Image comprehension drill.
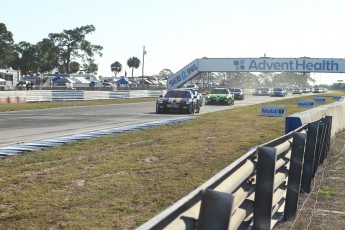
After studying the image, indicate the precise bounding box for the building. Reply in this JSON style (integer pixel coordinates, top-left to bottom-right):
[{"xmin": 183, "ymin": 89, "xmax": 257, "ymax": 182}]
[{"xmin": 0, "ymin": 68, "xmax": 20, "ymax": 90}]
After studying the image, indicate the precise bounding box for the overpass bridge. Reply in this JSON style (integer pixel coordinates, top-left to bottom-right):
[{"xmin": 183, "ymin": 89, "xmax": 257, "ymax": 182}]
[{"xmin": 167, "ymin": 57, "xmax": 345, "ymax": 90}]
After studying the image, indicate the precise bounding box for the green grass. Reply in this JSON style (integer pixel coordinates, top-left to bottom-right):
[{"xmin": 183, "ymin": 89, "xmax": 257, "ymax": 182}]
[
  {"xmin": 0, "ymin": 93, "xmax": 342, "ymax": 229},
  {"xmin": 319, "ymin": 186, "xmax": 336, "ymax": 198}
]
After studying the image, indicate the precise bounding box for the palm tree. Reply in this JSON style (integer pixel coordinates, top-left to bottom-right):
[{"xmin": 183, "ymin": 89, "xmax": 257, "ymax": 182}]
[
  {"xmin": 111, "ymin": 61, "xmax": 122, "ymax": 77},
  {"xmin": 127, "ymin": 57, "xmax": 141, "ymax": 77}
]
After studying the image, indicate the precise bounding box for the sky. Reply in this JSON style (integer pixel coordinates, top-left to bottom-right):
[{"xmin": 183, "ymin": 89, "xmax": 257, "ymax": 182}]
[{"xmin": 2, "ymin": 0, "xmax": 345, "ymax": 85}]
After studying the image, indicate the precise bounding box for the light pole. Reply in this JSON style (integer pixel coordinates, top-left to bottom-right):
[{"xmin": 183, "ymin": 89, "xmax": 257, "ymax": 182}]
[{"xmin": 142, "ymin": 46, "xmax": 146, "ymax": 79}]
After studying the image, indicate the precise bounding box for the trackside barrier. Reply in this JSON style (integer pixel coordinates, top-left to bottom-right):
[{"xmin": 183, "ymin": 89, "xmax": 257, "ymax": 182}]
[
  {"xmin": 137, "ymin": 116, "xmax": 332, "ymax": 230},
  {"xmin": 2, "ymin": 90, "xmax": 164, "ymax": 102},
  {"xmin": 0, "ymin": 91, "xmax": 7, "ymax": 103},
  {"xmin": 84, "ymin": 91, "xmax": 111, "ymax": 100},
  {"xmin": 285, "ymin": 99, "xmax": 345, "ymax": 137},
  {"xmin": 16, "ymin": 91, "xmax": 26, "ymax": 103},
  {"xmin": 26, "ymin": 90, "xmax": 52, "ymax": 102},
  {"xmin": 52, "ymin": 90, "xmax": 84, "ymax": 101},
  {"xmin": 0, "ymin": 91, "xmax": 27, "ymax": 103}
]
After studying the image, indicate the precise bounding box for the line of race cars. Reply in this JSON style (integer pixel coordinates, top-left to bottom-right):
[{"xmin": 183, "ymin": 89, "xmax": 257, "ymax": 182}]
[{"xmin": 155, "ymin": 87, "xmax": 245, "ymax": 114}]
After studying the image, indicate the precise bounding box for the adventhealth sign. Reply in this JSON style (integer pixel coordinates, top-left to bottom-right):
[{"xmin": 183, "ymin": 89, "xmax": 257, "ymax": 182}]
[
  {"xmin": 261, "ymin": 106, "xmax": 286, "ymax": 117},
  {"xmin": 197, "ymin": 58, "xmax": 345, "ymax": 73},
  {"xmin": 237, "ymin": 59, "xmax": 340, "ymax": 72},
  {"xmin": 168, "ymin": 57, "xmax": 345, "ymax": 90}
]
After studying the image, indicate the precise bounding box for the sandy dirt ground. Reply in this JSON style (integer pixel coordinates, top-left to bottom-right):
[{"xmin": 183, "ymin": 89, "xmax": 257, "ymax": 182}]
[{"xmin": 276, "ymin": 130, "xmax": 345, "ymax": 230}]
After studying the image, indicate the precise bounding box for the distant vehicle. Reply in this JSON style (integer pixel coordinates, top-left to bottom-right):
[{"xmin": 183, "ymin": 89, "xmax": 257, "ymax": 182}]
[
  {"xmin": 253, "ymin": 87, "xmax": 272, "ymax": 96},
  {"xmin": 292, "ymin": 88, "xmax": 302, "ymax": 94},
  {"xmin": 271, "ymin": 88, "xmax": 286, "ymax": 97},
  {"xmin": 156, "ymin": 89, "xmax": 197, "ymax": 114},
  {"xmin": 205, "ymin": 88, "xmax": 234, "ymax": 105},
  {"xmin": 209, "ymin": 82, "xmax": 219, "ymax": 88},
  {"xmin": 185, "ymin": 84, "xmax": 198, "ymax": 89},
  {"xmin": 313, "ymin": 87, "xmax": 322, "ymax": 93},
  {"xmin": 229, "ymin": 88, "xmax": 245, "ymax": 100},
  {"xmin": 301, "ymin": 87, "xmax": 310, "ymax": 93}
]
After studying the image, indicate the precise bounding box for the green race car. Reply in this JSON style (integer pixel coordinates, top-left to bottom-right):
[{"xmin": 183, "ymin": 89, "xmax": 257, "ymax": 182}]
[{"xmin": 205, "ymin": 88, "xmax": 234, "ymax": 105}]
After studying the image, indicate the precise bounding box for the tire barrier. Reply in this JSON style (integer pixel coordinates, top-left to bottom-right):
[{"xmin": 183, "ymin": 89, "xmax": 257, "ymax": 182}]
[
  {"xmin": 0, "ymin": 117, "xmax": 194, "ymax": 157},
  {"xmin": 137, "ymin": 116, "xmax": 332, "ymax": 230}
]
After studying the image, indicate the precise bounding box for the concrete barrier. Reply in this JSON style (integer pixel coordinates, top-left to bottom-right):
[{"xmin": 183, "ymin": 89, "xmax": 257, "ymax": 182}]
[
  {"xmin": 16, "ymin": 91, "xmax": 26, "ymax": 103},
  {"xmin": 8, "ymin": 91, "xmax": 17, "ymax": 103},
  {"xmin": 285, "ymin": 100, "xmax": 345, "ymax": 137},
  {"xmin": 0, "ymin": 91, "xmax": 7, "ymax": 103}
]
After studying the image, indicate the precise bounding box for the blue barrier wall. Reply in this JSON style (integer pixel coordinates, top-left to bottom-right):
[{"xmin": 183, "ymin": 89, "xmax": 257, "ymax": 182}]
[{"xmin": 285, "ymin": 100, "xmax": 345, "ymax": 137}]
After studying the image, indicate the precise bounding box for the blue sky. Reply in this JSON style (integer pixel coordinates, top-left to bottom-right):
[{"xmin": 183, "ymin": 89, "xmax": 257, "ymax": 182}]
[{"xmin": 2, "ymin": 0, "xmax": 345, "ymax": 84}]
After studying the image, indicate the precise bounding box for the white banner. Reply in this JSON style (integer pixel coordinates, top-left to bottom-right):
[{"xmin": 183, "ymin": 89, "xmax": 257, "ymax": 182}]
[{"xmin": 198, "ymin": 58, "xmax": 345, "ymax": 73}]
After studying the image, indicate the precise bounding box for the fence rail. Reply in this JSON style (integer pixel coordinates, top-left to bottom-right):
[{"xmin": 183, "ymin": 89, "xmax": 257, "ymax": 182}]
[
  {"xmin": 0, "ymin": 90, "xmax": 165, "ymax": 103},
  {"xmin": 138, "ymin": 116, "xmax": 332, "ymax": 230}
]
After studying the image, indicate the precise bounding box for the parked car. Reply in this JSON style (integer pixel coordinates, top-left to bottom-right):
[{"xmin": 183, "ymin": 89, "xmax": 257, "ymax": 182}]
[
  {"xmin": 271, "ymin": 88, "xmax": 286, "ymax": 97},
  {"xmin": 156, "ymin": 89, "xmax": 197, "ymax": 114},
  {"xmin": 292, "ymin": 88, "xmax": 302, "ymax": 94},
  {"xmin": 205, "ymin": 88, "xmax": 234, "ymax": 105},
  {"xmin": 229, "ymin": 88, "xmax": 245, "ymax": 100},
  {"xmin": 253, "ymin": 87, "xmax": 272, "ymax": 96}
]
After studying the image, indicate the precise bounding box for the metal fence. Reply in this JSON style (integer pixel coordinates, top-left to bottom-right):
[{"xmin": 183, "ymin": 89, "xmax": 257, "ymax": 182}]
[{"xmin": 138, "ymin": 116, "xmax": 332, "ymax": 230}]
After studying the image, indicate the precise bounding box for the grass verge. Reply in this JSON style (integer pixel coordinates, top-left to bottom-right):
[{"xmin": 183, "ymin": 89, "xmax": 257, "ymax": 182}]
[
  {"xmin": 0, "ymin": 97, "xmax": 156, "ymax": 112},
  {"xmin": 0, "ymin": 93, "xmax": 343, "ymax": 229}
]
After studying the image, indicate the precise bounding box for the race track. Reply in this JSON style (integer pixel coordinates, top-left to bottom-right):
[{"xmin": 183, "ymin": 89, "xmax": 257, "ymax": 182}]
[{"xmin": 0, "ymin": 93, "xmax": 313, "ymax": 147}]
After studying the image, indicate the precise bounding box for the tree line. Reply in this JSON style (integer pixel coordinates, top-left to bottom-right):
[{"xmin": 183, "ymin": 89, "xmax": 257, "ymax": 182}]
[
  {"xmin": 0, "ymin": 22, "xmax": 147, "ymax": 77},
  {"xmin": 0, "ymin": 23, "xmax": 104, "ymax": 75},
  {"xmin": 0, "ymin": 22, "xmax": 315, "ymax": 86}
]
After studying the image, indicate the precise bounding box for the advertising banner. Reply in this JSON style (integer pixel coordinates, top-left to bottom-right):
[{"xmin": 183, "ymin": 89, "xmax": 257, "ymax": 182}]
[
  {"xmin": 198, "ymin": 58, "xmax": 345, "ymax": 73},
  {"xmin": 333, "ymin": 96, "xmax": 344, "ymax": 101},
  {"xmin": 314, "ymin": 97, "xmax": 326, "ymax": 103},
  {"xmin": 298, "ymin": 100, "xmax": 315, "ymax": 108},
  {"xmin": 261, "ymin": 105, "xmax": 286, "ymax": 117}
]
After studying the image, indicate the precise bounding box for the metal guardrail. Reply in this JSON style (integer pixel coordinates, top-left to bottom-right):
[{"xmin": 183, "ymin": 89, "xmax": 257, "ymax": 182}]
[{"xmin": 137, "ymin": 116, "xmax": 332, "ymax": 230}]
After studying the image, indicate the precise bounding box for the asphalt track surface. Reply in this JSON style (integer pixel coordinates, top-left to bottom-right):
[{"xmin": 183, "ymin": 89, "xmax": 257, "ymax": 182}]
[{"xmin": 0, "ymin": 93, "xmax": 313, "ymax": 147}]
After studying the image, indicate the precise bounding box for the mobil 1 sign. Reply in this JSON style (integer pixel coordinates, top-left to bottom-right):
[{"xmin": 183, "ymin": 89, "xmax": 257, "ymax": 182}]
[
  {"xmin": 298, "ymin": 100, "xmax": 315, "ymax": 108},
  {"xmin": 261, "ymin": 105, "xmax": 286, "ymax": 117},
  {"xmin": 314, "ymin": 97, "xmax": 326, "ymax": 103},
  {"xmin": 333, "ymin": 96, "xmax": 344, "ymax": 101}
]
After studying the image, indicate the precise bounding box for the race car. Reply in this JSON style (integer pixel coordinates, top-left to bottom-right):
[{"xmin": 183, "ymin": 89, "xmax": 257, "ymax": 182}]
[
  {"xmin": 205, "ymin": 88, "xmax": 234, "ymax": 105},
  {"xmin": 229, "ymin": 88, "xmax": 245, "ymax": 100},
  {"xmin": 156, "ymin": 89, "xmax": 197, "ymax": 114},
  {"xmin": 180, "ymin": 87, "xmax": 203, "ymax": 113}
]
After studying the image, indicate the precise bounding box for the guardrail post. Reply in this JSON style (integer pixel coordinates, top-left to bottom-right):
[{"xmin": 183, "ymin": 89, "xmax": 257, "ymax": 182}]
[
  {"xmin": 300, "ymin": 122, "xmax": 319, "ymax": 193},
  {"xmin": 253, "ymin": 146, "xmax": 277, "ymax": 230},
  {"xmin": 320, "ymin": 116, "xmax": 332, "ymax": 163},
  {"xmin": 284, "ymin": 132, "xmax": 307, "ymax": 220},
  {"xmin": 196, "ymin": 189, "xmax": 233, "ymax": 230},
  {"xmin": 312, "ymin": 122, "xmax": 324, "ymax": 177},
  {"xmin": 325, "ymin": 116, "xmax": 333, "ymax": 157}
]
